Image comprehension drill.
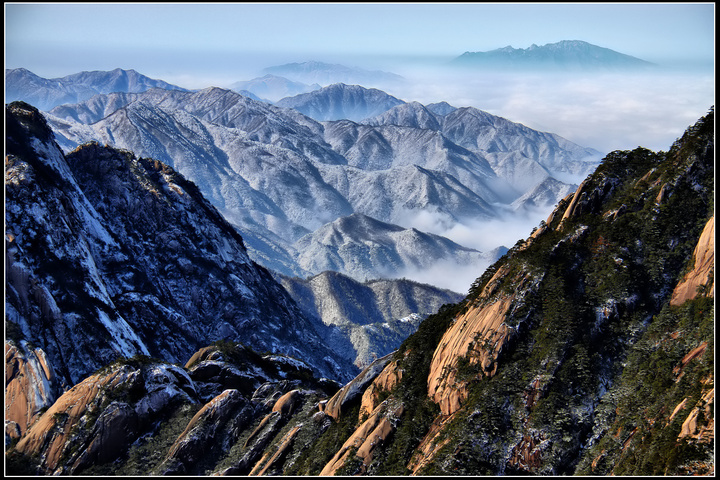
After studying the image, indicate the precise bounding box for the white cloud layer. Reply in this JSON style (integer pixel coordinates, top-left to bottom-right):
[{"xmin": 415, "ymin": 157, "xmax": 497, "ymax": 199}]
[{"xmin": 383, "ymin": 66, "xmax": 714, "ymax": 154}]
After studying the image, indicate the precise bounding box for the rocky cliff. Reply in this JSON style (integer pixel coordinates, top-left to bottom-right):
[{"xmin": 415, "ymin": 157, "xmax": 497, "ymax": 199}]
[{"xmin": 6, "ymin": 343, "xmax": 341, "ymax": 475}]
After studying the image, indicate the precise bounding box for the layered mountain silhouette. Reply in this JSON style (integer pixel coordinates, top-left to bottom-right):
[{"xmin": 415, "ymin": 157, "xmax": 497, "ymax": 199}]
[
  {"xmin": 453, "ymin": 40, "xmax": 656, "ymax": 71},
  {"xmin": 262, "ymin": 60, "xmax": 405, "ymax": 87},
  {"xmin": 229, "ymin": 74, "xmax": 319, "ymax": 102},
  {"xmin": 40, "ymin": 81, "xmax": 601, "ymax": 285}
]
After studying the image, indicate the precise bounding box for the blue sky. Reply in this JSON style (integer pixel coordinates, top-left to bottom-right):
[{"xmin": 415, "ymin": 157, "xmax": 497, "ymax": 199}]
[{"xmin": 5, "ymin": 2, "xmax": 715, "ymax": 81}]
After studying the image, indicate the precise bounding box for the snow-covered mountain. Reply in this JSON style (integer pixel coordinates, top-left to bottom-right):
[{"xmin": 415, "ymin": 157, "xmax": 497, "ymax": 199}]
[
  {"xmin": 363, "ymin": 101, "xmax": 602, "ymax": 192},
  {"xmin": 5, "ymin": 67, "xmax": 188, "ymax": 110},
  {"xmin": 229, "ymin": 74, "xmax": 319, "ymax": 102},
  {"xmin": 39, "ymin": 79, "xmax": 601, "ymax": 285},
  {"xmin": 276, "ymin": 270, "xmax": 463, "ymax": 367},
  {"xmin": 262, "ymin": 60, "xmax": 405, "ymax": 87},
  {"xmin": 5, "ymin": 101, "xmax": 358, "ymax": 385},
  {"xmin": 275, "ymin": 83, "xmax": 406, "ymax": 122},
  {"xmin": 452, "ymin": 40, "xmax": 656, "ymax": 71},
  {"xmin": 293, "ymin": 213, "xmax": 491, "ymax": 281}
]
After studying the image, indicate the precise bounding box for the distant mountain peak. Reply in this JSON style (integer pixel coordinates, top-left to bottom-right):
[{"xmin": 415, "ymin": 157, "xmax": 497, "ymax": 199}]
[
  {"xmin": 275, "ymin": 83, "xmax": 405, "ymax": 122},
  {"xmin": 229, "ymin": 74, "xmax": 319, "ymax": 102},
  {"xmin": 262, "ymin": 60, "xmax": 404, "ymax": 87},
  {"xmin": 453, "ymin": 40, "xmax": 655, "ymax": 71}
]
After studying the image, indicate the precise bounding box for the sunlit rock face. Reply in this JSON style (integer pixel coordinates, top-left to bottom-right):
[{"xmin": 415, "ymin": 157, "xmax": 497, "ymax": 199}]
[
  {"xmin": 5, "ymin": 341, "xmax": 62, "ymax": 443},
  {"xmin": 670, "ymin": 215, "xmax": 714, "ymax": 305}
]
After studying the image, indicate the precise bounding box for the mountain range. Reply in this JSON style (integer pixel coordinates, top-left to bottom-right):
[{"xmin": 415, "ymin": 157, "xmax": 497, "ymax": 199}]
[
  {"xmin": 4, "ymin": 65, "xmax": 606, "ymax": 393},
  {"xmin": 276, "ymin": 270, "xmax": 464, "ymax": 368},
  {"xmin": 6, "ymin": 102, "xmax": 713, "ymax": 475},
  {"xmin": 33, "ymin": 76, "xmax": 602, "ymax": 287},
  {"xmin": 452, "ymin": 40, "xmax": 656, "ymax": 71}
]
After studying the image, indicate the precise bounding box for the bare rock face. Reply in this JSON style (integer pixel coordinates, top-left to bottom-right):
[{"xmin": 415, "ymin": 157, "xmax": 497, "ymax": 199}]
[
  {"xmin": 248, "ymin": 424, "xmax": 303, "ymax": 476},
  {"xmin": 427, "ymin": 264, "xmax": 538, "ymax": 416},
  {"xmin": 428, "ymin": 297, "xmax": 514, "ymax": 415},
  {"xmin": 272, "ymin": 389, "xmax": 301, "ymax": 415},
  {"xmin": 5, "ymin": 341, "xmax": 61, "ymax": 444},
  {"xmin": 359, "ymin": 359, "xmax": 403, "ymax": 420},
  {"xmin": 320, "ymin": 400, "xmax": 405, "ymax": 475},
  {"xmin": 678, "ymin": 385, "xmax": 714, "ymax": 444},
  {"xmin": 322, "ymin": 352, "xmax": 394, "ymax": 420},
  {"xmin": 671, "ymin": 215, "xmax": 714, "ymax": 305}
]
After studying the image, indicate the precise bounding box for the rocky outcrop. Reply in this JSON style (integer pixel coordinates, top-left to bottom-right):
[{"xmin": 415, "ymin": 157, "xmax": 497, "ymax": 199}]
[
  {"xmin": 678, "ymin": 385, "xmax": 714, "ymax": 444},
  {"xmin": 12, "ymin": 361, "xmax": 197, "ymax": 474},
  {"xmin": 6, "ymin": 342, "xmax": 342, "ymax": 476},
  {"xmin": 248, "ymin": 424, "xmax": 302, "ymax": 476},
  {"xmin": 359, "ymin": 359, "xmax": 403, "ymax": 419},
  {"xmin": 427, "ymin": 262, "xmax": 539, "ymax": 416},
  {"xmin": 406, "ymin": 413, "xmax": 456, "ymax": 474},
  {"xmin": 428, "ymin": 297, "xmax": 514, "ymax": 415},
  {"xmin": 508, "ymin": 432, "xmax": 546, "ymax": 472},
  {"xmin": 320, "ymin": 400, "xmax": 405, "ymax": 475},
  {"xmin": 671, "ymin": 215, "xmax": 714, "ymax": 305},
  {"xmin": 322, "ymin": 352, "xmax": 394, "ymax": 421},
  {"xmin": 5, "ymin": 341, "xmax": 61, "ymax": 444},
  {"xmin": 159, "ymin": 389, "xmax": 248, "ymax": 475}
]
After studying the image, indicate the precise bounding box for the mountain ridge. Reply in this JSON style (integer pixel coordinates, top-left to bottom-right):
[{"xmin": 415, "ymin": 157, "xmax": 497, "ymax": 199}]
[
  {"xmin": 453, "ymin": 39, "xmax": 656, "ymax": 70},
  {"xmin": 275, "ymin": 83, "xmax": 406, "ymax": 122},
  {"xmin": 5, "ymin": 101, "xmax": 357, "ymax": 386},
  {"xmin": 5, "ymin": 67, "xmax": 188, "ymax": 110},
  {"xmin": 39, "ymin": 81, "xmax": 601, "ymax": 284}
]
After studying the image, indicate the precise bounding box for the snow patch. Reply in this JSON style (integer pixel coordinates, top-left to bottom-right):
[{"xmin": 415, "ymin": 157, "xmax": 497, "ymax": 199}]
[{"xmin": 96, "ymin": 309, "xmax": 150, "ymax": 358}]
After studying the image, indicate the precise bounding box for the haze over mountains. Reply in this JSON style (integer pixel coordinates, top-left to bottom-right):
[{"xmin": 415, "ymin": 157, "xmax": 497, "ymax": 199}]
[
  {"xmin": 262, "ymin": 61, "xmax": 405, "ymax": 88},
  {"xmin": 34, "ymin": 77, "xmax": 602, "ymax": 290}
]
